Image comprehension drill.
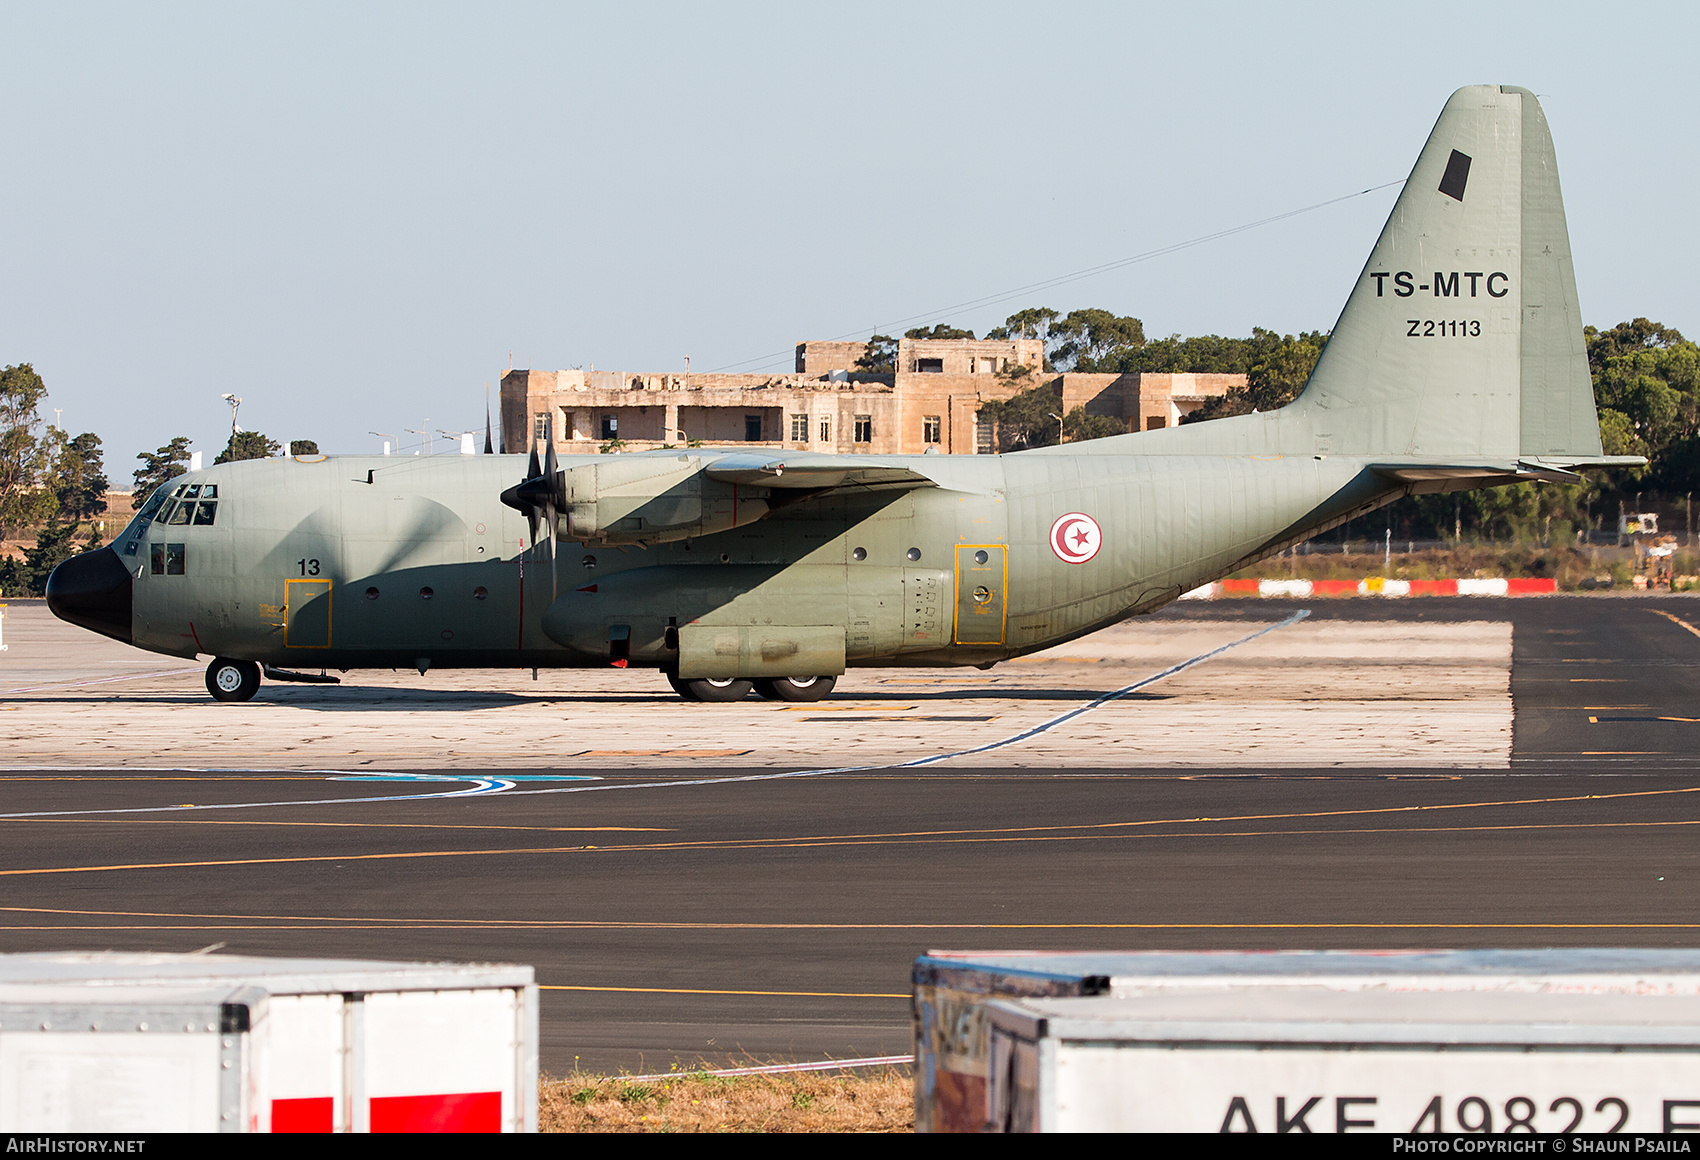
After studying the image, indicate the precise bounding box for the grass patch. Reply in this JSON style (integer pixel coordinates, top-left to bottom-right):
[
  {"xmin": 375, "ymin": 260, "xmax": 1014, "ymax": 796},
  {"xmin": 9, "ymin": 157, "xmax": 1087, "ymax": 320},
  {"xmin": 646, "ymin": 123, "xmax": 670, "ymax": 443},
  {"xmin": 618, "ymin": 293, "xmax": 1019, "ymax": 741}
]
[{"xmin": 539, "ymin": 1063, "xmax": 912, "ymax": 1133}]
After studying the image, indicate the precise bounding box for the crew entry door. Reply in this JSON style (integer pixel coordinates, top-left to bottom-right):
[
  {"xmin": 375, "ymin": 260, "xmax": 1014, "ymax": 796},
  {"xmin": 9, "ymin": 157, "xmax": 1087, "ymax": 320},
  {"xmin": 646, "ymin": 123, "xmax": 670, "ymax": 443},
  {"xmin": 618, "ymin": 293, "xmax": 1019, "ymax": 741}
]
[
  {"xmin": 954, "ymin": 545, "xmax": 1006, "ymax": 645},
  {"xmin": 285, "ymin": 579, "xmax": 333, "ymax": 649}
]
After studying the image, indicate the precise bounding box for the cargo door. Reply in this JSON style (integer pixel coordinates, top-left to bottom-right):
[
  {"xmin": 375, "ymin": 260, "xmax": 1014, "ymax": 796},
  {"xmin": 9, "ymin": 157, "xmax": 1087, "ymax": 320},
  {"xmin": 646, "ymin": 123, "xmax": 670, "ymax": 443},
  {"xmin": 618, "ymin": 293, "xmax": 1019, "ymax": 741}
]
[{"xmin": 954, "ymin": 545, "xmax": 1007, "ymax": 644}]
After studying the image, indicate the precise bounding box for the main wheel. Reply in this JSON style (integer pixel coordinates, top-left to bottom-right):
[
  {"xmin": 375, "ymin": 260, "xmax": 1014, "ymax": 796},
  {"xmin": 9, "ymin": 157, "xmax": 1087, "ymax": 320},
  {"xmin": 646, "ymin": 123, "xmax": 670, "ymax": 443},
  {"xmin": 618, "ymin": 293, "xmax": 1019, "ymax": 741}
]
[
  {"xmin": 682, "ymin": 677, "xmax": 754, "ymax": 703},
  {"xmin": 206, "ymin": 658, "xmax": 261, "ymax": 703},
  {"xmin": 665, "ymin": 672, "xmax": 695, "ymax": 699},
  {"xmin": 758, "ymin": 675, "xmax": 837, "ymax": 703}
]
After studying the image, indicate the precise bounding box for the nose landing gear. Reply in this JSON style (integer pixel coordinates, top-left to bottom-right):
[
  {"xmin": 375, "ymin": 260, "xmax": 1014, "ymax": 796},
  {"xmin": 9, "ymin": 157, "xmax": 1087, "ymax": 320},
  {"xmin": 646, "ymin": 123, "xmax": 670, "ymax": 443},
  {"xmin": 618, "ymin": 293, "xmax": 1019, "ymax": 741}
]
[{"xmin": 206, "ymin": 658, "xmax": 261, "ymax": 702}]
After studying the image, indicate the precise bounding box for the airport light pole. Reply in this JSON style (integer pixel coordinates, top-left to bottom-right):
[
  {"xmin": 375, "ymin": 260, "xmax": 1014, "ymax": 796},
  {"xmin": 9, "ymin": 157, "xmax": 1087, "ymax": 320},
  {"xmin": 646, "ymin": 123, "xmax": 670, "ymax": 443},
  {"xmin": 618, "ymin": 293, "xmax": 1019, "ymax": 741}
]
[
  {"xmin": 220, "ymin": 394, "xmax": 242, "ymax": 438},
  {"xmin": 370, "ymin": 431, "xmax": 396, "ymax": 457}
]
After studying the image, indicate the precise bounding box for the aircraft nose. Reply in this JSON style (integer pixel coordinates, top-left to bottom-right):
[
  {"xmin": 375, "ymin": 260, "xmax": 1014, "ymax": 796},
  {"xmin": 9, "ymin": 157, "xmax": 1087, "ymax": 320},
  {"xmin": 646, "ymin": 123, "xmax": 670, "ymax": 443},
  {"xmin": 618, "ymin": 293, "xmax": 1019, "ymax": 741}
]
[{"xmin": 45, "ymin": 546, "xmax": 134, "ymax": 644}]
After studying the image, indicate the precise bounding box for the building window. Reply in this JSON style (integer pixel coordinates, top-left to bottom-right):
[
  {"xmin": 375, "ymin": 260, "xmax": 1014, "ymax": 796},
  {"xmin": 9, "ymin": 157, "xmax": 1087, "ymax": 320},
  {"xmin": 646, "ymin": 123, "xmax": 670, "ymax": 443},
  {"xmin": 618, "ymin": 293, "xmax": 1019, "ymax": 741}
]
[
  {"xmin": 922, "ymin": 415, "xmax": 942, "ymax": 444},
  {"xmin": 745, "ymin": 414, "xmax": 763, "ymax": 442},
  {"xmin": 1146, "ymin": 415, "xmax": 1167, "ymax": 430},
  {"xmin": 534, "ymin": 413, "xmax": 550, "ymax": 444},
  {"xmin": 790, "ymin": 414, "xmax": 809, "ymax": 442},
  {"xmin": 819, "ymin": 417, "xmax": 831, "ymax": 443},
  {"xmin": 600, "ymin": 415, "xmax": 618, "ymax": 439},
  {"xmin": 854, "ymin": 415, "xmax": 873, "ymax": 443},
  {"xmin": 976, "ymin": 410, "xmax": 994, "ymax": 454},
  {"xmin": 916, "ymin": 358, "xmax": 943, "ymax": 373}
]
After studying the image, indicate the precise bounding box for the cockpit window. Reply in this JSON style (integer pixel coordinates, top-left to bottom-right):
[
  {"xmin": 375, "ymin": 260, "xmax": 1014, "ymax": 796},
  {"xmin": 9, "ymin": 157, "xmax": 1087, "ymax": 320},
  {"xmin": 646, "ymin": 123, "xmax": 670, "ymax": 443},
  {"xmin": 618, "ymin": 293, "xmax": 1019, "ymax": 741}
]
[
  {"xmin": 120, "ymin": 485, "xmax": 173, "ymax": 554},
  {"xmin": 152, "ymin": 482, "xmax": 220, "ymax": 527}
]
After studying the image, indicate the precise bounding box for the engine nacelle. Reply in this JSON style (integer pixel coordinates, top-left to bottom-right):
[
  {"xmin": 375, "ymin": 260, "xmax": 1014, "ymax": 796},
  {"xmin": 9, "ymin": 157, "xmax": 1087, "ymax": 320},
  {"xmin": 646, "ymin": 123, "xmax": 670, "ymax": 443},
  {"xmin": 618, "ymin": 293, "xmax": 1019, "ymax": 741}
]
[{"xmin": 554, "ymin": 455, "xmax": 770, "ymax": 545}]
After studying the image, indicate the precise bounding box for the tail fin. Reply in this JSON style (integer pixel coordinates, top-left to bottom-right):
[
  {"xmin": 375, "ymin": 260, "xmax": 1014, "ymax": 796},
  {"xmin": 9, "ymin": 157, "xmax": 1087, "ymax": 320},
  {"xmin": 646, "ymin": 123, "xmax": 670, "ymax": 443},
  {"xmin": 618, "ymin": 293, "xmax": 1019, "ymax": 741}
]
[{"xmin": 1296, "ymin": 85, "xmax": 1604, "ymax": 463}]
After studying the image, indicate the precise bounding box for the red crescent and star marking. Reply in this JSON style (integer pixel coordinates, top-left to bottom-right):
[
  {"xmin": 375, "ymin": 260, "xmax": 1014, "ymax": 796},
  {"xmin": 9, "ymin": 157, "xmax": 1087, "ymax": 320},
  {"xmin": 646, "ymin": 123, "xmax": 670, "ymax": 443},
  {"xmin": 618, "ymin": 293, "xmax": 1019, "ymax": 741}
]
[{"xmin": 1049, "ymin": 512, "xmax": 1102, "ymax": 564}]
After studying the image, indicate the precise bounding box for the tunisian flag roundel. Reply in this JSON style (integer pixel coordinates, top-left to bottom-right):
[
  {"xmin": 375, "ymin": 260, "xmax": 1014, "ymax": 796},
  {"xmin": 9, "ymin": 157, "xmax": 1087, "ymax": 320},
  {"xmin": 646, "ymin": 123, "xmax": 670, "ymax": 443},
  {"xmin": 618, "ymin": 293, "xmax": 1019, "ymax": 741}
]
[{"xmin": 1049, "ymin": 512, "xmax": 1102, "ymax": 564}]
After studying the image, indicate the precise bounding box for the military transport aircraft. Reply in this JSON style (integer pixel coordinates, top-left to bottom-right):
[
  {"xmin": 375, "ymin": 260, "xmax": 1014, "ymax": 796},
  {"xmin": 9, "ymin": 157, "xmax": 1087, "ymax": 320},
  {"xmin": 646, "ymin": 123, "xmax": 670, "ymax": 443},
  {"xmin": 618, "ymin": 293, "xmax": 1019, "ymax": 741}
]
[{"xmin": 47, "ymin": 86, "xmax": 1639, "ymax": 703}]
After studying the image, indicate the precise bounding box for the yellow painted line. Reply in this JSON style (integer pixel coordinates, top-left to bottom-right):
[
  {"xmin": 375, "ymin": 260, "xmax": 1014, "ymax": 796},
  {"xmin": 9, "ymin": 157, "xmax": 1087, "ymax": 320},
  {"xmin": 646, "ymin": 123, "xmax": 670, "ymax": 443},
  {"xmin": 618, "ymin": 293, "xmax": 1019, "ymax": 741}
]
[
  {"xmin": 1651, "ymin": 609, "xmax": 1700, "ymax": 640},
  {"xmin": 3, "ymin": 788, "xmax": 1696, "ymax": 880},
  {"xmin": 540, "ymin": 985, "xmax": 905, "ymax": 999},
  {"xmin": 1569, "ymin": 678, "xmax": 1628, "ymax": 682}
]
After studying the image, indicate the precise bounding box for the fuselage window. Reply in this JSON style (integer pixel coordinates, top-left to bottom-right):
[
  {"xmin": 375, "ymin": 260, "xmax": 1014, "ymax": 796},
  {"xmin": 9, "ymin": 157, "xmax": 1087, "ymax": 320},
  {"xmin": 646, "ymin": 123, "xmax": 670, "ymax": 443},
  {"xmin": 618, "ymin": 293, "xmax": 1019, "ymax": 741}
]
[
  {"xmin": 166, "ymin": 500, "xmax": 192, "ymax": 525},
  {"xmin": 150, "ymin": 543, "xmax": 186, "ymax": 575},
  {"xmin": 191, "ymin": 501, "xmax": 217, "ymax": 526}
]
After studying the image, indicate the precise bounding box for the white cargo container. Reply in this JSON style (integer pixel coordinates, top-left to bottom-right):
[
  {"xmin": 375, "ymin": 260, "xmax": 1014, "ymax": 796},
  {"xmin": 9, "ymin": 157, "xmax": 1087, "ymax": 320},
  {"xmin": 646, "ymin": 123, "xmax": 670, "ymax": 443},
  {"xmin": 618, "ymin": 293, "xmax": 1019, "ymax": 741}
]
[
  {"xmin": 0, "ymin": 952, "xmax": 537, "ymax": 1132},
  {"xmin": 913, "ymin": 949, "xmax": 1700, "ymax": 1132},
  {"xmin": 985, "ymin": 988, "xmax": 1700, "ymax": 1133}
]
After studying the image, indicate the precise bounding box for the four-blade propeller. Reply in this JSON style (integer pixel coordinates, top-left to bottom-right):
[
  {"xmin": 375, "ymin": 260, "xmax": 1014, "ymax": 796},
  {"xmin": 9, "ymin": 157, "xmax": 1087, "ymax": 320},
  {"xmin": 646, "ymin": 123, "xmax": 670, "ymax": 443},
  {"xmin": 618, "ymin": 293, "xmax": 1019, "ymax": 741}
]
[{"xmin": 499, "ymin": 431, "xmax": 562, "ymax": 597}]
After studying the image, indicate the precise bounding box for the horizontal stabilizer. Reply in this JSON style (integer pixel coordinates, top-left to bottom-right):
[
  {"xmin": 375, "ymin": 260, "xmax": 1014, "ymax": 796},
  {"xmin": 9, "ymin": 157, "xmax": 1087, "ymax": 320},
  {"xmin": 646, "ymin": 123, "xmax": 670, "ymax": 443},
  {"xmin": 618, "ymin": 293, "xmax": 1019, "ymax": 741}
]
[
  {"xmin": 1373, "ymin": 454, "xmax": 1646, "ymax": 489},
  {"xmin": 704, "ymin": 453, "xmax": 936, "ymax": 491}
]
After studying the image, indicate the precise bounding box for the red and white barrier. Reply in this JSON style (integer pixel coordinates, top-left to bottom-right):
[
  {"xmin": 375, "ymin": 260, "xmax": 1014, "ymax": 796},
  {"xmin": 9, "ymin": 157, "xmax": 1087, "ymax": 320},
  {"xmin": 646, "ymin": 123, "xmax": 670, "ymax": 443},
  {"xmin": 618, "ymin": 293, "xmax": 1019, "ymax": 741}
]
[{"xmin": 1178, "ymin": 577, "xmax": 1557, "ymax": 600}]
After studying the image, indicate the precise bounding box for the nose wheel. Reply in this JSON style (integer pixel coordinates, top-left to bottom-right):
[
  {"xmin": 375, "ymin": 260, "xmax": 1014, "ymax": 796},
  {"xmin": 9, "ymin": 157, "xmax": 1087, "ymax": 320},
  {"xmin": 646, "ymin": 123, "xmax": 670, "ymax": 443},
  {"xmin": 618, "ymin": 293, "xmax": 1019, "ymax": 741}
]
[{"xmin": 206, "ymin": 658, "xmax": 261, "ymax": 702}]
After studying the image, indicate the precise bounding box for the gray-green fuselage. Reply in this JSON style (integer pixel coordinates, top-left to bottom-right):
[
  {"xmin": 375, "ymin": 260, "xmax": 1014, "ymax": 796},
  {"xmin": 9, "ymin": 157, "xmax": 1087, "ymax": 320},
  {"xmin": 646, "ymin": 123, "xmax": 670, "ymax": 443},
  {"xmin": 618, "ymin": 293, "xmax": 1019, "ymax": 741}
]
[{"xmin": 116, "ymin": 446, "xmax": 1385, "ymax": 673}]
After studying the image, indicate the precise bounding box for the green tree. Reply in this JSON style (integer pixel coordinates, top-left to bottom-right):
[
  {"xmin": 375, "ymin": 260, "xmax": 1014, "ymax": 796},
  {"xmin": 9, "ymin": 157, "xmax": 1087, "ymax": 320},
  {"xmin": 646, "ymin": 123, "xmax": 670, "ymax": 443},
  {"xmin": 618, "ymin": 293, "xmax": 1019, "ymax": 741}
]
[
  {"xmin": 10, "ymin": 517, "xmax": 83, "ymax": 595},
  {"xmin": 986, "ymin": 307, "xmax": 1060, "ymax": 343},
  {"xmin": 977, "ymin": 370, "xmax": 1128, "ymax": 451},
  {"xmin": 288, "ymin": 439, "xmax": 320, "ymax": 456},
  {"xmin": 133, "ymin": 436, "xmax": 193, "ymax": 497},
  {"xmin": 214, "ymin": 430, "xmax": 280, "ymax": 464},
  {"xmin": 903, "ymin": 323, "xmax": 975, "ymax": 340},
  {"xmin": 1180, "ymin": 330, "xmax": 1328, "ymax": 422},
  {"xmin": 0, "ymin": 363, "xmax": 53, "ymax": 536},
  {"xmin": 1048, "ymin": 309, "xmax": 1145, "ymax": 372},
  {"xmin": 854, "ymin": 335, "xmax": 898, "ymax": 374},
  {"xmin": 43, "ymin": 429, "xmax": 108, "ymax": 524}
]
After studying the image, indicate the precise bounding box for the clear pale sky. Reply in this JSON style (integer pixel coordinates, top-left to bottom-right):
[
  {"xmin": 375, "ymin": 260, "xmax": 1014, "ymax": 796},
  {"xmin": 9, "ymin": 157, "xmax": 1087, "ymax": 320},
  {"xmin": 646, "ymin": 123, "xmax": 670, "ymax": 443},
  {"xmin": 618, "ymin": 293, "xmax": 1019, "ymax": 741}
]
[{"xmin": 1, "ymin": 1, "xmax": 1693, "ymax": 472}]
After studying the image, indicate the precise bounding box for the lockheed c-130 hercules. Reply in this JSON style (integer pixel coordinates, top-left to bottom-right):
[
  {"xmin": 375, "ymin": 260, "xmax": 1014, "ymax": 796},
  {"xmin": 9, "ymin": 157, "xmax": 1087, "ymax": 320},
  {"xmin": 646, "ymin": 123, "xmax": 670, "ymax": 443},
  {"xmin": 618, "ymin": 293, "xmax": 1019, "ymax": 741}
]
[{"xmin": 47, "ymin": 86, "xmax": 1639, "ymax": 703}]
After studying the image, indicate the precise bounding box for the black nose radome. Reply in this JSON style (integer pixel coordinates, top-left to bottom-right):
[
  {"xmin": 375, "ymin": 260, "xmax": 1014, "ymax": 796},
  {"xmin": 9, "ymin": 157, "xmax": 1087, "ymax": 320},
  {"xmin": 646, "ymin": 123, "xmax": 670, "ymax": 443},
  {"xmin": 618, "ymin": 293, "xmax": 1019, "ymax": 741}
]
[{"xmin": 46, "ymin": 547, "xmax": 133, "ymax": 644}]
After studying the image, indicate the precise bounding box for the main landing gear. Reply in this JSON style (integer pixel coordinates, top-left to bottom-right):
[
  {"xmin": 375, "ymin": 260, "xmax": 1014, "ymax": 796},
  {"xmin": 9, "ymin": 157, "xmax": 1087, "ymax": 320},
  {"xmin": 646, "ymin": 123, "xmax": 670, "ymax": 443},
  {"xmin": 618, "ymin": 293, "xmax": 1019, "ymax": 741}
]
[
  {"xmin": 667, "ymin": 674, "xmax": 837, "ymax": 703},
  {"xmin": 206, "ymin": 657, "xmax": 261, "ymax": 702}
]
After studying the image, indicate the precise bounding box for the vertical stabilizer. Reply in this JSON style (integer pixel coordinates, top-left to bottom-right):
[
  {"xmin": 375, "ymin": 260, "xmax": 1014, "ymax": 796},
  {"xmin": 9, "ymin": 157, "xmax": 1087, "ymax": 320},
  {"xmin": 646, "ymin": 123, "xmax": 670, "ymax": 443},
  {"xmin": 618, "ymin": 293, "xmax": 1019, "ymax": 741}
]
[{"xmin": 1293, "ymin": 85, "xmax": 1601, "ymax": 461}]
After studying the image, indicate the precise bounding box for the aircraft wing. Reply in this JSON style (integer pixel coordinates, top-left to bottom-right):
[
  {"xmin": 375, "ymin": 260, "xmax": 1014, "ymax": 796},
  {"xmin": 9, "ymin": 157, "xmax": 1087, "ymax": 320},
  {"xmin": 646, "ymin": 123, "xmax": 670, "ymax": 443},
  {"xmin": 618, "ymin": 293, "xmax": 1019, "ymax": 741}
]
[{"xmin": 702, "ymin": 453, "xmax": 937, "ymax": 491}]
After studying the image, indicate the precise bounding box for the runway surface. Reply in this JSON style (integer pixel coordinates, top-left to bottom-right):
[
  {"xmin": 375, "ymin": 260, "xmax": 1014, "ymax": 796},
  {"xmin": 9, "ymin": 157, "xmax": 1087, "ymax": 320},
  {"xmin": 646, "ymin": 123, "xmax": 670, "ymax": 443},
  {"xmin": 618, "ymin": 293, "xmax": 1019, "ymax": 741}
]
[{"xmin": 2, "ymin": 596, "xmax": 1699, "ymax": 1072}]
